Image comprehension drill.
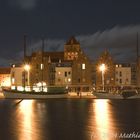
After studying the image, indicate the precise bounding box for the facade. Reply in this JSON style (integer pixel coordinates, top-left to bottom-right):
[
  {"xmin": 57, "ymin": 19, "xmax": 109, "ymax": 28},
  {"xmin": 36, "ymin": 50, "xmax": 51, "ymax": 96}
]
[
  {"xmin": 64, "ymin": 37, "xmax": 92, "ymax": 90},
  {"xmin": 115, "ymin": 64, "xmax": 131, "ymax": 86},
  {"xmin": 0, "ymin": 68, "xmax": 11, "ymax": 87},
  {"xmin": 55, "ymin": 65, "xmax": 72, "ymax": 85},
  {"xmin": 96, "ymin": 50, "xmax": 115, "ymax": 90},
  {"xmin": 10, "ymin": 65, "xmax": 24, "ymax": 89},
  {"xmin": 11, "ymin": 36, "xmax": 92, "ymax": 91}
]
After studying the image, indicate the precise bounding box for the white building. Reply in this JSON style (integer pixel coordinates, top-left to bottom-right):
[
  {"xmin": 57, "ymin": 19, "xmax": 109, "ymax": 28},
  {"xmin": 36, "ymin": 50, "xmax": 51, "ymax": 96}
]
[
  {"xmin": 115, "ymin": 64, "xmax": 131, "ymax": 86},
  {"xmin": 11, "ymin": 65, "xmax": 24, "ymax": 88}
]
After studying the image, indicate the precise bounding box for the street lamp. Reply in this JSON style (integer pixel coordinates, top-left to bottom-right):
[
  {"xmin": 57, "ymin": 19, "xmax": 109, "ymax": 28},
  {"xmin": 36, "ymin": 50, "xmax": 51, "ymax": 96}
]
[
  {"xmin": 24, "ymin": 64, "xmax": 30, "ymax": 86},
  {"xmin": 99, "ymin": 64, "xmax": 106, "ymax": 91}
]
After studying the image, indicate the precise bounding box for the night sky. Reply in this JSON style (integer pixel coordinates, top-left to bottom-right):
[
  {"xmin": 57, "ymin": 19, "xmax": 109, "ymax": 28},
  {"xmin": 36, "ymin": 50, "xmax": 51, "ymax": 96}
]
[{"xmin": 1, "ymin": 0, "xmax": 140, "ymax": 66}]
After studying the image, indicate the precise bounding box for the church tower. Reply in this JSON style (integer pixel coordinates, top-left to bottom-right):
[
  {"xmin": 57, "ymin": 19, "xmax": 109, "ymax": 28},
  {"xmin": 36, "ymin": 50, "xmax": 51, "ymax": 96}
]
[{"xmin": 64, "ymin": 36, "xmax": 81, "ymax": 60}]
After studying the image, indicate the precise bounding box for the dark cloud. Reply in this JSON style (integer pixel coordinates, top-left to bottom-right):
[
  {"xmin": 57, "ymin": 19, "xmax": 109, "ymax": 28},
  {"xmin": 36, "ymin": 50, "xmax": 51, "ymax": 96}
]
[
  {"xmin": 9, "ymin": 0, "xmax": 38, "ymax": 10},
  {"xmin": 77, "ymin": 25, "xmax": 140, "ymax": 63},
  {"xmin": 1, "ymin": 25, "xmax": 140, "ymax": 66}
]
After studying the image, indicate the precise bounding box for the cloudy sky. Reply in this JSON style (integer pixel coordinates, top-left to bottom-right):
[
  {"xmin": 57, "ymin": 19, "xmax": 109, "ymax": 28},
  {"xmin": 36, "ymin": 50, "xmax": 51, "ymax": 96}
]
[{"xmin": 0, "ymin": 0, "xmax": 140, "ymax": 66}]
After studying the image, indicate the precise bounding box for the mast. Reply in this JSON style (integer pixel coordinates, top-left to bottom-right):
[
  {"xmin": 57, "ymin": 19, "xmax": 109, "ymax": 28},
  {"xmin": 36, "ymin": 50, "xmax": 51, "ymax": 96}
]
[
  {"xmin": 23, "ymin": 35, "xmax": 27, "ymax": 91},
  {"xmin": 24, "ymin": 35, "xmax": 27, "ymax": 62},
  {"xmin": 41, "ymin": 38, "xmax": 44, "ymax": 92},
  {"xmin": 137, "ymin": 32, "xmax": 139, "ymax": 63}
]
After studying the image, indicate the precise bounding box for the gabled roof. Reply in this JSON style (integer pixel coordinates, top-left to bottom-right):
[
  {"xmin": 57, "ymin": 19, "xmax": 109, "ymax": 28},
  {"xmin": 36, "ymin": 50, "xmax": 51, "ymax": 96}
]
[
  {"xmin": 0, "ymin": 67, "xmax": 11, "ymax": 74},
  {"xmin": 65, "ymin": 36, "xmax": 79, "ymax": 45}
]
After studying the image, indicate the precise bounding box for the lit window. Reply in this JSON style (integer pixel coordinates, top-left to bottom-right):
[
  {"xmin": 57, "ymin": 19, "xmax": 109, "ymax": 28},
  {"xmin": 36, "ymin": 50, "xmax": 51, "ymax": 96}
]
[
  {"xmin": 41, "ymin": 64, "xmax": 44, "ymax": 70},
  {"xmin": 68, "ymin": 78, "xmax": 71, "ymax": 82},
  {"xmin": 116, "ymin": 65, "xmax": 118, "ymax": 67},
  {"xmin": 58, "ymin": 71, "xmax": 61, "ymax": 75},
  {"xmin": 82, "ymin": 64, "xmax": 85, "ymax": 69}
]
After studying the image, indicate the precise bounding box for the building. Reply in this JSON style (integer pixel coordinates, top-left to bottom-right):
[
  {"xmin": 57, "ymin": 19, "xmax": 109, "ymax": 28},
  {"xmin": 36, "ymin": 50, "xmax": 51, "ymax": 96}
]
[
  {"xmin": 11, "ymin": 36, "xmax": 92, "ymax": 92},
  {"xmin": 64, "ymin": 37, "xmax": 92, "ymax": 91},
  {"xmin": 10, "ymin": 65, "xmax": 25, "ymax": 90},
  {"xmin": 0, "ymin": 67, "xmax": 11, "ymax": 87},
  {"xmin": 115, "ymin": 64, "xmax": 131, "ymax": 86},
  {"xmin": 55, "ymin": 62, "xmax": 72, "ymax": 85}
]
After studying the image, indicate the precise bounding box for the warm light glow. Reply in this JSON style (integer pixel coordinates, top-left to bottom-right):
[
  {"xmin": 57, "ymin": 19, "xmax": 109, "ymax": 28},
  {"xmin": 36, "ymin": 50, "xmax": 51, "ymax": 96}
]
[
  {"xmin": 1, "ymin": 76, "xmax": 11, "ymax": 87},
  {"xmin": 24, "ymin": 64, "xmax": 30, "ymax": 71},
  {"xmin": 99, "ymin": 64, "xmax": 106, "ymax": 72},
  {"xmin": 58, "ymin": 71, "xmax": 61, "ymax": 75},
  {"xmin": 68, "ymin": 78, "xmax": 71, "ymax": 82},
  {"xmin": 94, "ymin": 100, "xmax": 109, "ymax": 139},
  {"xmin": 17, "ymin": 86, "xmax": 24, "ymax": 91},
  {"xmin": 82, "ymin": 63, "xmax": 85, "ymax": 69},
  {"xmin": 18, "ymin": 100, "xmax": 34, "ymax": 140},
  {"xmin": 40, "ymin": 63, "xmax": 44, "ymax": 70},
  {"xmin": 11, "ymin": 86, "xmax": 16, "ymax": 90},
  {"xmin": 33, "ymin": 82, "xmax": 47, "ymax": 92}
]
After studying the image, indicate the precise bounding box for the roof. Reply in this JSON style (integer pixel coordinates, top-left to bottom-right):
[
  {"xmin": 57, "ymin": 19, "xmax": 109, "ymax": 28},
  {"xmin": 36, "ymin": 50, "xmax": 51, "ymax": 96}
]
[
  {"xmin": 31, "ymin": 51, "xmax": 64, "ymax": 63},
  {"xmin": 65, "ymin": 36, "xmax": 79, "ymax": 45},
  {"xmin": 0, "ymin": 67, "xmax": 11, "ymax": 74}
]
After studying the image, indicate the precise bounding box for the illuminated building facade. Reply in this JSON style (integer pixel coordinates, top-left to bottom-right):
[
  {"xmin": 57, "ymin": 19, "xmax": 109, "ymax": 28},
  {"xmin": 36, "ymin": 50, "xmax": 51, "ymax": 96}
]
[
  {"xmin": 20, "ymin": 36, "xmax": 92, "ymax": 91},
  {"xmin": 115, "ymin": 64, "xmax": 131, "ymax": 86},
  {"xmin": 0, "ymin": 67, "xmax": 11, "ymax": 87}
]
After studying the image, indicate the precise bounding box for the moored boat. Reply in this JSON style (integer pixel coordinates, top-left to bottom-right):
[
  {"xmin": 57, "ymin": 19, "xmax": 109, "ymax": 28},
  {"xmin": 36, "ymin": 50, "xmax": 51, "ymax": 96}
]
[
  {"xmin": 121, "ymin": 89, "xmax": 138, "ymax": 99},
  {"xmin": 93, "ymin": 89, "xmax": 140, "ymax": 99},
  {"xmin": 93, "ymin": 91, "xmax": 123, "ymax": 99},
  {"xmin": 2, "ymin": 86, "xmax": 69, "ymax": 99}
]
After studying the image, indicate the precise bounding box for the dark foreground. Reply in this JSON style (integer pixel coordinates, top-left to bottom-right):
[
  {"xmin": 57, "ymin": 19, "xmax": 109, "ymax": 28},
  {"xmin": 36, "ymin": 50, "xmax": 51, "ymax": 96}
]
[{"xmin": 0, "ymin": 99, "xmax": 140, "ymax": 140}]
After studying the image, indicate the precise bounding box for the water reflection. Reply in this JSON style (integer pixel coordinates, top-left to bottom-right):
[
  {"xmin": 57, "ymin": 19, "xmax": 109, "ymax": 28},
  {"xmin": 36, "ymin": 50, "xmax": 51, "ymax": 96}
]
[
  {"xmin": 92, "ymin": 100, "xmax": 118, "ymax": 140},
  {"xmin": 15, "ymin": 100, "xmax": 43, "ymax": 140},
  {"xmin": 18, "ymin": 100, "xmax": 34, "ymax": 140}
]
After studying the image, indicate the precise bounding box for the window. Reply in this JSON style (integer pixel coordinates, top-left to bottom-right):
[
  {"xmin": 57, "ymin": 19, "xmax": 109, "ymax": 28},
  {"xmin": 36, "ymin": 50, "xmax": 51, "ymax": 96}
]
[
  {"xmin": 119, "ymin": 71, "xmax": 122, "ymax": 77},
  {"xmin": 82, "ymin": 64, "xmax": 85, "ymax": 70},
  {"xmin": 65, "ymin": 72, "xmax": 67, "ymax": 77},
  {"xmin": 36, "ymin": 64, "xmax": 39, "ymax": 69},
  {"xmin": 40, "ymin": 64, "xmax": 44, "ymax": 70},
  {"xmin": 120, "ymin": 79, "xmax": 122, "ymax": 84},
  {"xmin": 68, "ymin": 71, "xmax": 71, "ymax": 75}
]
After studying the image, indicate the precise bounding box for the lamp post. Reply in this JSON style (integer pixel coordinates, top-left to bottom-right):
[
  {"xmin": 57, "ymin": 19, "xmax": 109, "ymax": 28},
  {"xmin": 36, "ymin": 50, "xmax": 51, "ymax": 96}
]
[
  {"xmin": 24, "ymin": 64, "xmax": 30, "ymax": 87},
  {"xmin": 99, "ymin": 64, "xmax": 106, "ymax": 91}
]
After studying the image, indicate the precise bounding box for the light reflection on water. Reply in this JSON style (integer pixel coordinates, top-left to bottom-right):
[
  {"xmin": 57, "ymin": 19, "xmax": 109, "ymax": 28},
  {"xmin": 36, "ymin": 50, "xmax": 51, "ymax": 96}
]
[
  {"xmin": 92, "ymin": 100, "xmax": 118, "ymax": 140},
  {"xmin": 0, "ymin": 99, "xmax": 140, "ymax": 140},
  {"xmin": 15, "ymin": 100, "xmax": 46, "ymax": 140},
  {"xmin": 18, "ymin": 100, "xmax": 34, "ymax": 140}
]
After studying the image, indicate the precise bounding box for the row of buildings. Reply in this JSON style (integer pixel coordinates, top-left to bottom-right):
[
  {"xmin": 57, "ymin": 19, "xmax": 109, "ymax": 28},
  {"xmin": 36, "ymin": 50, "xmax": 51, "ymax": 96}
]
[{"xmin": 0, "ymin": 36, "xmax": 140, "ymax": 92}]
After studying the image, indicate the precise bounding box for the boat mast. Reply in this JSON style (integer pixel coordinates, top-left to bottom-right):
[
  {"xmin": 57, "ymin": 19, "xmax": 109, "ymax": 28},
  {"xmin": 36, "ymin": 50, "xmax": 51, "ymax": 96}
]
[
  {"xmin": 24, "ymin": 35, "xmax": 27, "ymax": 62},
  {"xmin": 137, "ymin": 32, "xmax": 139, "ymax": 63},
  {"xmin": 23, "ymin": 35, "xmax": 27, "ymax": 90},
  {"xmin": 41, "ymin": 38, "xmax": 44, "ymax": 92}
]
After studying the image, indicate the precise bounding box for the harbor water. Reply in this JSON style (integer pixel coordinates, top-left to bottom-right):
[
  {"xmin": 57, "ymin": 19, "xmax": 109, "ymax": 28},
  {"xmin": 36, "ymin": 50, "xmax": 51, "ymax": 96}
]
[{"xmin": 0, "ymin": 98, "xmax": 140, "ymax": 140}]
